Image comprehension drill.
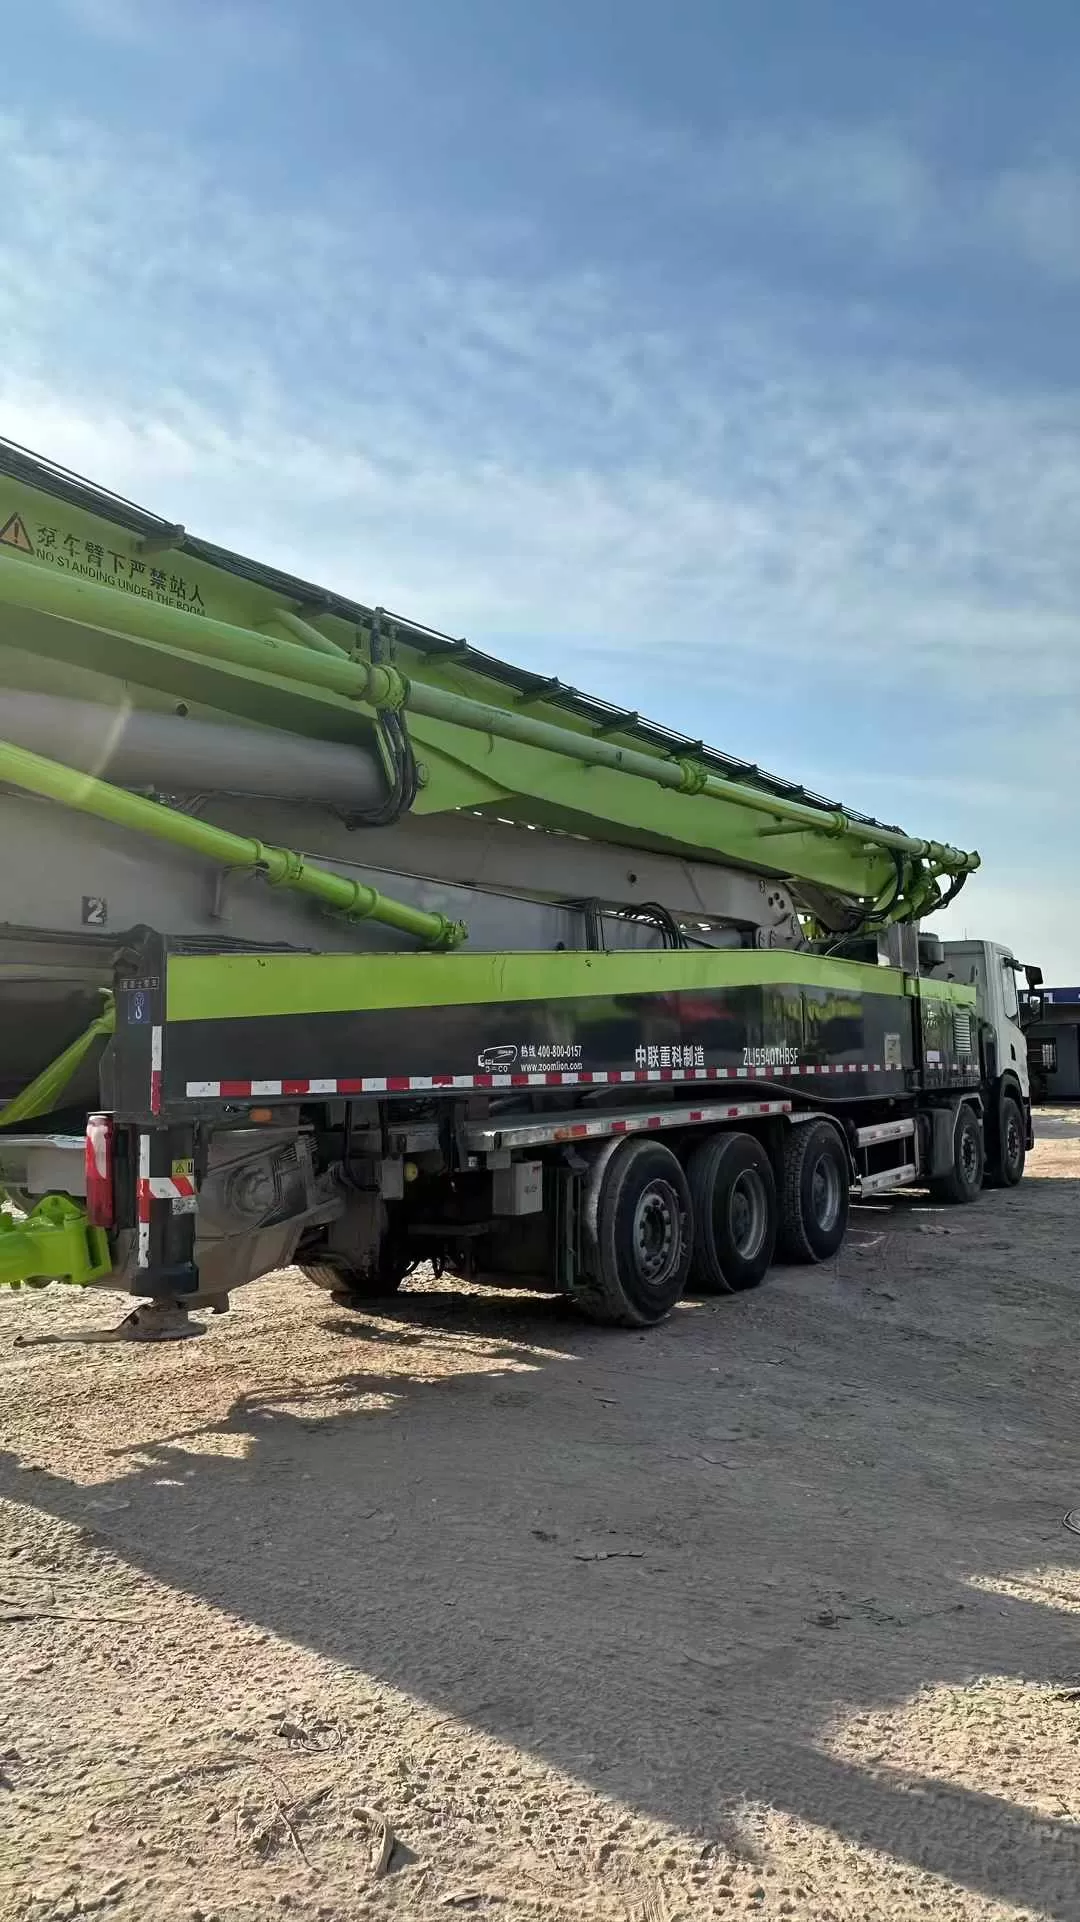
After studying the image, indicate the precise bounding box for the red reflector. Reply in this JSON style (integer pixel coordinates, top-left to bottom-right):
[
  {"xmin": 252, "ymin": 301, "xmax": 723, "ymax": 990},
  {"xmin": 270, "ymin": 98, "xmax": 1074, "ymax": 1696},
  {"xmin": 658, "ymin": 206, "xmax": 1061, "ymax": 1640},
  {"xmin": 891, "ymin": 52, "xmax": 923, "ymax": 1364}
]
[{"xmin": 85, "ymin": 1114, "xmax": 115, "ymax": 1229}]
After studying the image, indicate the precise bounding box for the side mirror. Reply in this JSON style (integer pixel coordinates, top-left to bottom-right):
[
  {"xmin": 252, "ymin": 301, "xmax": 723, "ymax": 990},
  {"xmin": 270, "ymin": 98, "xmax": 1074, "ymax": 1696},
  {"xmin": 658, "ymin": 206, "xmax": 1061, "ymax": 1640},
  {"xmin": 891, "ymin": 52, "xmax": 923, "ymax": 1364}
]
[{"xmin": 1025, "ymin": 964, "xmax": 1044, "ymax": 990}]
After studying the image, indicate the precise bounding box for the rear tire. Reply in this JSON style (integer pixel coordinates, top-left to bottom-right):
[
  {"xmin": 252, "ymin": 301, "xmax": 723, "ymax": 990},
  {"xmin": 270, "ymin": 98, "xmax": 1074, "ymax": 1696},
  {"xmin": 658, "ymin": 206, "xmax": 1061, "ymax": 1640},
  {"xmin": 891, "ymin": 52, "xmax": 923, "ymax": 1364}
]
[
  {"xmin": 930, "ymin": 1103, "xmax": 984, "ymax": 1204},
  {"xmin": 574, "ymin": 1138, "xmax": 692, "ymax": 1328},
  {"xmin": 687, "ymin": 1131, "xmax": 777, "ymax": 1294},
  {"xmin": 778, "ymin": 1121, "xmax": 850, "ymax": 1264}
]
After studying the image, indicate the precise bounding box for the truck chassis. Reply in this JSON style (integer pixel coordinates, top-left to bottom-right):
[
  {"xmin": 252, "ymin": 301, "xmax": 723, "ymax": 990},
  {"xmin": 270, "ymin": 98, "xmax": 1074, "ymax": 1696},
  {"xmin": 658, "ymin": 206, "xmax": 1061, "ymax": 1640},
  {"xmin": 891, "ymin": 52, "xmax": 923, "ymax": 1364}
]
[{"xmin": 0, "ymin": 934, "xmax": 1030, "ymax": 1334}]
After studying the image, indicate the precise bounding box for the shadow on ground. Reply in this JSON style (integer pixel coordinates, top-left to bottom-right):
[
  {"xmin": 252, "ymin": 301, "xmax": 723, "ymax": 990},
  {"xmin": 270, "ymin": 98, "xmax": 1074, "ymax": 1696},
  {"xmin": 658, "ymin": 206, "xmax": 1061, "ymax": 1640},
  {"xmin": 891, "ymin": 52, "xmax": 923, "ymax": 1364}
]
[{"xmin": 3, "ymin": 1174, "xmax": 1080, "ymax": 1914}]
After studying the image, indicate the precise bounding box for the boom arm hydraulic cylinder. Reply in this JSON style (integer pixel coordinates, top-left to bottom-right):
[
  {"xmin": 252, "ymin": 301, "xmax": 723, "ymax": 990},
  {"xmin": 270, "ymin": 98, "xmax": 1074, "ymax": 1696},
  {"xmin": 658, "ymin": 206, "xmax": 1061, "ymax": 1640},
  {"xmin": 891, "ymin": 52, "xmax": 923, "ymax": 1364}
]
[{"xmin": 0, "ymin": 739, "xmax": 466, "ymax": 949}]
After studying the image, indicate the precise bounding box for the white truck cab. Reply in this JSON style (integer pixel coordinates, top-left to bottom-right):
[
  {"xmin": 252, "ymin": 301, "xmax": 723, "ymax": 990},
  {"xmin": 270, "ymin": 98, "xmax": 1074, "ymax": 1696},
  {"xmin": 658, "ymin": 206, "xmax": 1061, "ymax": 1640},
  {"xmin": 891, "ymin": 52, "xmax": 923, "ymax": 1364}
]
[
  {"xmin": 936, "ymin": 939, "xmax": 1033, "ymax": 1103},
  {"xmin": 929, "ymin": 938, "xmax": 1039, "ymax": 1183}
]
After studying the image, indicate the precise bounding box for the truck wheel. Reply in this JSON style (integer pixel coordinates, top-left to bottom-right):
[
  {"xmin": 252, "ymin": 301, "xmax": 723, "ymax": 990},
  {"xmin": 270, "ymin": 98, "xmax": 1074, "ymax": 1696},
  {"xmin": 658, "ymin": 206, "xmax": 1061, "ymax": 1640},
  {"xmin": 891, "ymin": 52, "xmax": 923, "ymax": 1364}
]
[
  {"xmin": 301, "ymin": 1235, "xmax": 411, "ymax": 1307},
  {"xmin": 989, "ymin": 1095, "xmax": 1026, "ymax": 1188},
  {"xmin": 778, "ymin": 1121, "xmax": 850, "ymax": 1264},
  {"xmin": 576, "ymin": 1138, "xmax": 692, "ymax": 1328},
  {"xmin": 687, "ymin": 1131, "xmax": 776, "ymax": 1293},
  {"xmin": 930, "ymin": 1103, "xmax": 984, "ymax": 1204},
  {"xmin": 301, "ymin": 1260, "xmax": 406, "ymax": 1305}
]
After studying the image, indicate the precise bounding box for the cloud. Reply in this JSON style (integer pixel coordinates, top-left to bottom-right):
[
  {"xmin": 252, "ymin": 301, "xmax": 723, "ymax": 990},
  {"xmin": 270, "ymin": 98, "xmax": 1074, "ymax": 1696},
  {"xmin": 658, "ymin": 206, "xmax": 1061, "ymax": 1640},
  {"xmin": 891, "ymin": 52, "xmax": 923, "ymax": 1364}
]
[
  {"xmin": 936, "ymin": 877, "xmax": 1080, "ymax": 986},
  {"xmin": 1, "ymin": 110, "xmax": 1077, "ymax": 687},
  {"xmin": 552, "ymin": 105, "xmax": 938, "ymax": 257},
  {"xmin": 54, "ymin": 0, "xmax": 155, "ymax": 43},
  {"xmin": 989, "ymin": 163, "xmax": 1080, "ymax": 283},
  {"xmin": 0, "ymin": 106, "xmax": 1077, "ymax": 918},
  {"xmin": 54, "ymin": 0, "xmax": 298, "ymax": 60},
  {"xmin": 549, "ymin": 97, "xmax": 1080, "ymax": 286}
]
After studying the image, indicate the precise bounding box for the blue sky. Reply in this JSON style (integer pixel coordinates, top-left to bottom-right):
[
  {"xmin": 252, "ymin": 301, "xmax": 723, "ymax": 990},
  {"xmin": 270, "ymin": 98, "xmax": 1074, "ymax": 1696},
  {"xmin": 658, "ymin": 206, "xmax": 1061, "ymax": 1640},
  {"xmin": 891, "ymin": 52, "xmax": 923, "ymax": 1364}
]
[{"xmin": 2, "ymin": 0, "xmax": 1078, "ymax": 972}]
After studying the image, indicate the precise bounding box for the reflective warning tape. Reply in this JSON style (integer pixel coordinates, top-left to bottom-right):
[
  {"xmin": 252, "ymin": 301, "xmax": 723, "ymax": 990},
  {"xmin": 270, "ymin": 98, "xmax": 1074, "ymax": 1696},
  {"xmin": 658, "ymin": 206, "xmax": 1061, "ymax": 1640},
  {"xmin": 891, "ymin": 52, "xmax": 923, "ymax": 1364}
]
[
  {"xmin": 183, "ymin": 1062, "xmax": 908, "ymax": 1100},
  {"xmin": 136, "ymin": 1132, "xmax": 196, "ymax": 1264},
  {"xmin": 150, "ymin": 1025, "xmax": 163, "ymax": 1115},
  {"xmin": 136, "ymin": 1133, "xmax": 151, "ymax": 1268},
  {"xmin": 548, "ymin": 1099, "xmax": 790, "ymax": 1146}
]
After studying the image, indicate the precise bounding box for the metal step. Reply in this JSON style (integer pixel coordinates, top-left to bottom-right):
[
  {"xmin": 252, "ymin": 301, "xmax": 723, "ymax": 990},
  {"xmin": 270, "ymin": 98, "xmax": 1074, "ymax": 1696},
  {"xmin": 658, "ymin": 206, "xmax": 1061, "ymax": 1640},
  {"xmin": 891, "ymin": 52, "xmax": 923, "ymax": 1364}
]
[
  {"xmin": 854, "ymin": 1117, "xmax": 916, "ymax": 1148},
  {"xmin": 856, "ymin": 1162, "xmax": 918, "ymax": 1197}
]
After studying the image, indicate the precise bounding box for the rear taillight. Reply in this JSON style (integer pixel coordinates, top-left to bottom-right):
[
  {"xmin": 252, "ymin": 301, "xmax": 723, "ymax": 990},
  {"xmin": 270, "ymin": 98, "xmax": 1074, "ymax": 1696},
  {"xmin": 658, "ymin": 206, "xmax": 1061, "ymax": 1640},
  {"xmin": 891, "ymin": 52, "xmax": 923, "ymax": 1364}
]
[{"xmin": 85, "ymin": 1114, "xmax": 115, "ymax": 1228}]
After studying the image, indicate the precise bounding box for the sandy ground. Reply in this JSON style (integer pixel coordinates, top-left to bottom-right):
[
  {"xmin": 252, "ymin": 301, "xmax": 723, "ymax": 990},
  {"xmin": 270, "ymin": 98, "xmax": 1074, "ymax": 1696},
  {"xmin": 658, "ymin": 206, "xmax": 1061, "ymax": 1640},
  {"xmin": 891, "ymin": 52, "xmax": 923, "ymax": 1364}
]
[{"xmin": 1, "ymin": 1121, "xmax": 1079, "ymax": 1922}]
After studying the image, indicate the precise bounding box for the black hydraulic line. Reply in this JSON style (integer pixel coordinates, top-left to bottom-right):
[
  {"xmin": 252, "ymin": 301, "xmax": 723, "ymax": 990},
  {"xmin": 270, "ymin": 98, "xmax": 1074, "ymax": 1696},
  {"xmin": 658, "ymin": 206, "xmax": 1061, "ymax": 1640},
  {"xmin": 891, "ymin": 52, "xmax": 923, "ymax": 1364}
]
[
  {"xmin": 930, "ymin": 869, "xmax": 969, "ymax": 915},
  {"xmin": 822, "ymin": 850, "xmax": 910, "ymax": 956},
  {"xmin": 340, "ymin": 610, "xmax": 419, "ymax": 828},
  {"xmin": 638, "ymin": 901, "xmax": 686, "ymax": 949},
  {"xmin": 610, "ymin": 899, "xmax": 687, "ymax": 950}
]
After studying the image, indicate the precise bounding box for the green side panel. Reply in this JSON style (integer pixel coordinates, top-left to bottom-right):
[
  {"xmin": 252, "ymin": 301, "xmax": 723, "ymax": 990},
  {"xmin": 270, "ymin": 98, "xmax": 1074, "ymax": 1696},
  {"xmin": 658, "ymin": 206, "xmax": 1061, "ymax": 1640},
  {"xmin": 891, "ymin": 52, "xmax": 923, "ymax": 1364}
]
[
  {"xmin": 906, "ymin": 978, "xmax": 977, "ymax": 1008},
  {"xmin": 167, "ymin": 948, "xmax": 908, "ymax": 1023},
  {"xmin": 405, "ymin": 714, "xmax": 900, "ymax": 892}
]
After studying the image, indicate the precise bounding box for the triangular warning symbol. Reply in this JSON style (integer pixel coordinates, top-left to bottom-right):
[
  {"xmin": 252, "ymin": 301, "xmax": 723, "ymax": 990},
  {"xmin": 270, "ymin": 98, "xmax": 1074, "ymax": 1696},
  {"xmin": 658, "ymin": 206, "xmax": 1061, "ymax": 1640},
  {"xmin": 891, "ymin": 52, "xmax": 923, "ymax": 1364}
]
[{"xmin": 0, "ymin": 512, "xmax": 34, "ymax": 554}]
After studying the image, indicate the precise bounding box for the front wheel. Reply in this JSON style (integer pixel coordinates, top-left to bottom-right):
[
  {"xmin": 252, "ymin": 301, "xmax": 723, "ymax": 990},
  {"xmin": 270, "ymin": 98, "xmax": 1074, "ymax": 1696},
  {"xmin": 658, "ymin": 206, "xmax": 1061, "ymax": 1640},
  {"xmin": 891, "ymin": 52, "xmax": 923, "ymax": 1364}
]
[
  {"xmin": 930, "ymin": 1103, "xmax": 984, "ymax": 1204},
  {"xmin": 989, "ymin": 1094, "xmax": 1026, "ymax": 1188},
  {"xmin": 778, "ymin": 1121, "xmax": 850, "ymax": 1264},
  {"xmin": 574, "ymin": 1138, "xmax": 693, "ymax": 1327}
]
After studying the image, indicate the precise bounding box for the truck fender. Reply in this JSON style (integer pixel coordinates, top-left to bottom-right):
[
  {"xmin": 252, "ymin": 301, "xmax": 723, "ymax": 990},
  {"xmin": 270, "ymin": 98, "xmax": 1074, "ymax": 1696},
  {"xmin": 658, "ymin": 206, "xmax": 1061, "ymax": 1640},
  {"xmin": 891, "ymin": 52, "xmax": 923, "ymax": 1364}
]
[
  {"xmin": 993, "ymin": 1071, "xmax": 1032, "ymax": 1156},
  {"xmin": 927, "ymin": 1100, "xmax": 982, "ymax": 1180},
  {"xmin": 768, "ymin": 1110, "xmax": 855, "ymax": 1188}
]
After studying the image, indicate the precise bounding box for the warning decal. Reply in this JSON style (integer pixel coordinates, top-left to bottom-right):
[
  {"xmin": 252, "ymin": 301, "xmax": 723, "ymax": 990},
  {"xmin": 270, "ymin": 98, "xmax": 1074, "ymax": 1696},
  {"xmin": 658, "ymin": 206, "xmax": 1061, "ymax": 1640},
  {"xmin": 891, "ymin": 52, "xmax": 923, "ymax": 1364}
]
[
  {"xmin": 0, "ymin": 512, "xmax": 34, "ymax": 554},
  {"xmin": 0, "ymin": 498, "xmax": 210, "ymax": 615}
]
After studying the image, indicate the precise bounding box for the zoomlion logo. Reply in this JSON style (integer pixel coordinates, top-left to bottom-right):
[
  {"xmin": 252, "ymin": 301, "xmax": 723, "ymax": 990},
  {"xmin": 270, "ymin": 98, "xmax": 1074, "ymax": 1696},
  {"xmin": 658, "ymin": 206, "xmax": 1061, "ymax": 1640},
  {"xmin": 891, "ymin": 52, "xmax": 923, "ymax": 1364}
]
[{"xmin": 477, "ymin": 1044, "xmax": 518, "ymax": 1070}]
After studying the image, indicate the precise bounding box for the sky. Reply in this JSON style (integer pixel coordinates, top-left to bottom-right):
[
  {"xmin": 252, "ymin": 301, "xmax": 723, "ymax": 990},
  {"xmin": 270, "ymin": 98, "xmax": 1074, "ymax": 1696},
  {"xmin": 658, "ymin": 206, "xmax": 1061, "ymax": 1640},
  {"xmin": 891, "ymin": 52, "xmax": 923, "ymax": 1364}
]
[{"xmin": 1, "ymin": 0, "xmax": 1078, "ymax": 975}]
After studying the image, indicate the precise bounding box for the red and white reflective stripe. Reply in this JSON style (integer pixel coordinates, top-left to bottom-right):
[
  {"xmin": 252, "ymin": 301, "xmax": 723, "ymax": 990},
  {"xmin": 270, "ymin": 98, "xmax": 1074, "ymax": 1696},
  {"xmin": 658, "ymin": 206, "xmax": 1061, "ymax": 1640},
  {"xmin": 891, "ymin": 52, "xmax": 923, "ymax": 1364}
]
[
  {"xmin": 551, "ymin": 1099, "xmax": 790, "ymax": 1145},
  {"xmin": 183, "ymin": 1061, "xmax": 905, "ymax": 1099},
  {"xmin": 817, "ymin": 1062, "xmax": 886, "ymax": 1076},
  {"xmin": 145, "ymin": 1174, "xmax": 197, "ymax": 1200},
  {"xmin": 136, "ymin": 1136, "xmax": 197, "ymax": 1267},
  {"xmin": 136, "ymin": 1133, "xmax": 151, "ymax": 1268},
  {"xmin": 150, "ymin": 1025, "xmax": 163, "ymax": 1115}
]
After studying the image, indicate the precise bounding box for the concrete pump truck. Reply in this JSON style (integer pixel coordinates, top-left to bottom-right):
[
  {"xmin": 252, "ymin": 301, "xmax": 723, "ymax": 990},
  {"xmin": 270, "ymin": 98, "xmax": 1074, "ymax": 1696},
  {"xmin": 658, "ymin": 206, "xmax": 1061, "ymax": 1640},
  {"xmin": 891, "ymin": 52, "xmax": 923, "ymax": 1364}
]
[{"xmin": 0, "ymin": 439, "xmax": 1040, "ymax": 1337}]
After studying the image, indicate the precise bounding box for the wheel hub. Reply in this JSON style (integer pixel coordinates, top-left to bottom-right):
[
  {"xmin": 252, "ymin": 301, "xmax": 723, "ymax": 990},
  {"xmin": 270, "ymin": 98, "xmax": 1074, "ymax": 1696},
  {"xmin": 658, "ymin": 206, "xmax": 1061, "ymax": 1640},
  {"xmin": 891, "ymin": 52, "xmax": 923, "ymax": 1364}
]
[
  {"xmin": 810, "ymin": 1154, "xmax": 841, "ymax": 1232},
  {"xmin": 632, "ymin": 1182, "xmax": 678, "ymax": 1286},
  {"xmin": 727, "ymin": 1169, "xmax": 769, "ymax": 1261}
]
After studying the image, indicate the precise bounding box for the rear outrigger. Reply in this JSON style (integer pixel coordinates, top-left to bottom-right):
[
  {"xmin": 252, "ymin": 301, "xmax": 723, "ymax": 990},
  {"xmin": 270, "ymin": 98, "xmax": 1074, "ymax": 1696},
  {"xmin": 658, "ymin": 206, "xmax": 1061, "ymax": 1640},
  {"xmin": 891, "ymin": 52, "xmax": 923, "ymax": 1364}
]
[{"xmin": 0, "ymin": 438, "xmax": 1039, "ymax": 1334}]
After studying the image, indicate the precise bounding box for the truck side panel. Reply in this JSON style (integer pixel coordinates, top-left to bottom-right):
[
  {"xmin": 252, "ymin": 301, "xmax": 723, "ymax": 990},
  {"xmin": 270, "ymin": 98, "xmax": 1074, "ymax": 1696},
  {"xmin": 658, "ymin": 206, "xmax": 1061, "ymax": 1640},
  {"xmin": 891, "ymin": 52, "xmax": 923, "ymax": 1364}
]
[{"xmin": 136, "ymin": 947, "xmax": 977, "ymax": 1116}]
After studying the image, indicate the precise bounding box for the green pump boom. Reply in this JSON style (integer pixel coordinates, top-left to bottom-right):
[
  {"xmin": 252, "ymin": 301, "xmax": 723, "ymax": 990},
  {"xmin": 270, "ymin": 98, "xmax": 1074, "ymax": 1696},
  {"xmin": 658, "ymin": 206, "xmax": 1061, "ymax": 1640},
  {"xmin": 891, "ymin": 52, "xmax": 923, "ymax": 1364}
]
[{"xmin": 0, "ymin": 436, "xmax": 977, "ymax": 924}]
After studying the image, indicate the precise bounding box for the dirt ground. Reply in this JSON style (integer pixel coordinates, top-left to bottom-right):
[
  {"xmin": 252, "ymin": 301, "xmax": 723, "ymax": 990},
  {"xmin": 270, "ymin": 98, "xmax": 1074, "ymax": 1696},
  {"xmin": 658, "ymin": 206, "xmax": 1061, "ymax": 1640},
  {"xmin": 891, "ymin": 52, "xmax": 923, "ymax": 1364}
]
[{"xmin": 1, "ymin": 1121, "xmax": 1079, "ymax": 1922}]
